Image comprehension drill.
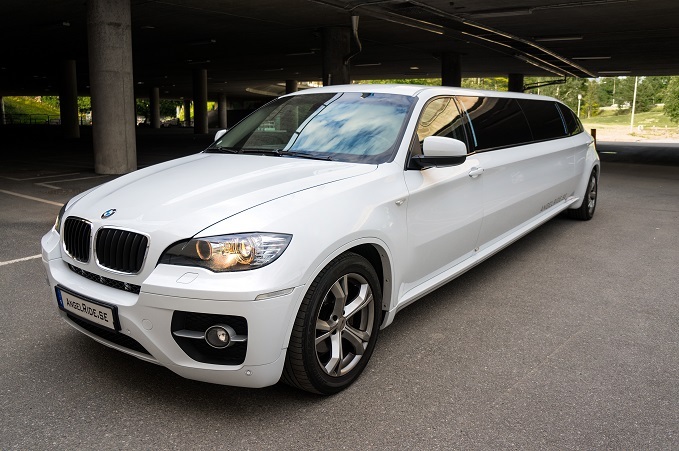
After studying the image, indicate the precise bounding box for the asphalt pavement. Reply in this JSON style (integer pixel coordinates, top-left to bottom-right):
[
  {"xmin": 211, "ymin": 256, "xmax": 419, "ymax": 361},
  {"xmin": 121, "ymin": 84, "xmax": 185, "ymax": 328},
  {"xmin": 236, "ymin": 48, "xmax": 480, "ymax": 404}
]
[{"xmin": 1, "ymin": 127, "xmax": 677, "ymax": 449}]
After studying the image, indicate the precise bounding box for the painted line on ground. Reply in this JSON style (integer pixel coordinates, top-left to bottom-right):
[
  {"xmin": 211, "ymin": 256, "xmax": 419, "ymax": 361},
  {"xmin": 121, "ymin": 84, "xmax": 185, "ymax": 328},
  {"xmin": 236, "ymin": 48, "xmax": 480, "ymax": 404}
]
[
  {"xmin": 0, "ymin": 189, "xmax": 63, "ymax": 207},
  {"xmin": 35, "ymin": 174, "xmax": 108, "ymax": 190},
  {"xmin": 2, "ymin": 172, "xmax": 80, "ymax": 181},
  {"xmin": 0, "ymin": 254, "xmax": 42, "ymax": 267}
]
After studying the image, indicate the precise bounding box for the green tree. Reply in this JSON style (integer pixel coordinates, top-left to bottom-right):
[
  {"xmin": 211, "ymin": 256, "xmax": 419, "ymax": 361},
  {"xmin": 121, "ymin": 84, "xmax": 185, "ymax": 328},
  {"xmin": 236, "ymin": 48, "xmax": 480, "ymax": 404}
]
[
  {"xmin": 583, "ymin": 79, "xmax": 600, "ymax": 118},
  {"xmin": 136, "ymin": 99, "xmax": 150, "ymax": 120},
  {"xmin": 639, "ymin": 76, "xmax": 670, "ymax": 107},
  {"xmin": 160, "ymin": 99, "xmax": 181, "ymax": 117},
  {"xmin": 77, "ymin": 97, "xmax": 91, "ymax": 113},
  {"xmin": 664, "ymin": 76, "xmax": 679, "ymax": 123},
  {"xmin": 361, "ymin": 78, "xmax": 441, "ymax": 85},
  {"xmin": 461, "ymin": 77, "xmax": 508, "ymax": 91},
  {"xmin": 135, "ymin": 98, "xmax": 180, "ymax": 121},
  {"xmin": 41, "ymin": 96, "xmax": 60, "ymax": 109}
]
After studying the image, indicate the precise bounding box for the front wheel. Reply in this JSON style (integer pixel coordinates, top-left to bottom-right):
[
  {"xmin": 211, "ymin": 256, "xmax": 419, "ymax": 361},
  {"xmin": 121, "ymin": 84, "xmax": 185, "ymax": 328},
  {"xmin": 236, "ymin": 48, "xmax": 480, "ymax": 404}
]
[
  {"xmin": 282, "ymin": 252, "xmax": 382, "ymax": 395},
  {"xmin": 567, "ymin": 170, "xmax": 598, "ymax": 220}
]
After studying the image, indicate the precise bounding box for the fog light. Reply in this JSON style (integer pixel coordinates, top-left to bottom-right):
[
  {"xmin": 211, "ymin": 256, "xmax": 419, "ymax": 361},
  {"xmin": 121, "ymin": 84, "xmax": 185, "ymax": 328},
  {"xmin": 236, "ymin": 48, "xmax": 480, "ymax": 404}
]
[{"xmin": 205, "ymin": 324, "xmax": 234, "ymax": 349}]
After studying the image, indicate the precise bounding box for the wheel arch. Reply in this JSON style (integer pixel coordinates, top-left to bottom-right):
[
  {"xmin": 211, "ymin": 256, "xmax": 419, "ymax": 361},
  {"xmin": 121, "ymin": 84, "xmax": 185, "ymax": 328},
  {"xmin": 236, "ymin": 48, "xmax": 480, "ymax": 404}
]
[
  {"xmin": 346, "ymin": 243, "xmax": 393, "ymax": 320},
  {"xmin": 569, "ymin": 141, "xmax": 600, "ymax": 210},
  {"xmin": 279, "ymin": 238, "xmax": 395, "ymax": 350}
]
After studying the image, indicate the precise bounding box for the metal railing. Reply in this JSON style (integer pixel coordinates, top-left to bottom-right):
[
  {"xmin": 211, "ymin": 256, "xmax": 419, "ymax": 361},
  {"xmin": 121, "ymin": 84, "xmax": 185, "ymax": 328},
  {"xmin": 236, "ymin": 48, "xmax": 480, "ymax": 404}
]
[
  {"xmin": 1, "ymin": 113, "xmax": 61, "ymax": 125},
  {"xmin": 0, "ymin": 114, "xmax": 99, "ymax": 126}
]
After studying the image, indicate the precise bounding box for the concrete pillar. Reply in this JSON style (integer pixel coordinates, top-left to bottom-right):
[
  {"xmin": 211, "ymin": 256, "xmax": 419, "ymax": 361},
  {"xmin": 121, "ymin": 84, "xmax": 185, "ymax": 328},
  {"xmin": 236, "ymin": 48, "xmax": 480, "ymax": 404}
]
[
  {"xmin": 217, "ymin": 93, "xmax": 227, "ymax": 130},
  {"xmin": 59, "ymin": 59, "xmax": 80, "ymax": 139},
  {"xmin": 286, "ymin": 80, "xmax": 299, "ymax": 94},
  {"xmin": 508, "ymin": 73, "xmax": 524, "ymax": 92},
  {"xmin": 149, "ymin": 87, "xmax": 160, "ymax": 129},
  {"xmin": 441, "ymin": 53, "xmax": 462, "ymax": 87},
  {"xmin": 87, "ymin": 0, "xmax": 136, "ymax": 174},
  {"xmin": 183, "ymin": 99, "xmax": 191, "ymax": 127},
  {"xmin": 193, "ymin": 68, "xmax": 208, "ymax": 134},
  {"xmin": 322, "ymin": 27, "xmax": 351, "ymax": 86}
]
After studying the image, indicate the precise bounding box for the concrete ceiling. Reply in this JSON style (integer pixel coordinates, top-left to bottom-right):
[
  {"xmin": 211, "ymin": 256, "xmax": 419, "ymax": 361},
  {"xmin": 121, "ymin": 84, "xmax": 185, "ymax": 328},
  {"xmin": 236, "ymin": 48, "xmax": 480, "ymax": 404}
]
[{"xmin": 1, "ymin": 0, "xmax": 678, "ymax": 100}]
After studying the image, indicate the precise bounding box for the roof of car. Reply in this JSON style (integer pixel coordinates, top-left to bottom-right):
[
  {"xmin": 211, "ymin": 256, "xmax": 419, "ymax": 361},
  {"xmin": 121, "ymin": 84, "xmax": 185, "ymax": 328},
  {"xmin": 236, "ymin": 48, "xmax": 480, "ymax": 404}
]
[{"xmin": 286, "ymin": 83, "xmax": 558, "ymax": 102}]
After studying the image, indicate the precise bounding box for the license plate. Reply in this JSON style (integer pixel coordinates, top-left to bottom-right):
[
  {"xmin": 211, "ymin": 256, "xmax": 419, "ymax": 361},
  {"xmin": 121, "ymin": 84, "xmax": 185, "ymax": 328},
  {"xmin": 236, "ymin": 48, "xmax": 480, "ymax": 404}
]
[{"xmin": 56, "ymin": 287, "xmax": 119, "ymax": 331}]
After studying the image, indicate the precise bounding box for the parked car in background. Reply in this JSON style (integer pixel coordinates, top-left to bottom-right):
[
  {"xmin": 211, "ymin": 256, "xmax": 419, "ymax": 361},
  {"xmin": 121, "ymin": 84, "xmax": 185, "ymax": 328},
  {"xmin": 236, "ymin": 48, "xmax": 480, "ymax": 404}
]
[{"xmin": 42, "ymin": 84, "xmax": 599, "ymax": 394}]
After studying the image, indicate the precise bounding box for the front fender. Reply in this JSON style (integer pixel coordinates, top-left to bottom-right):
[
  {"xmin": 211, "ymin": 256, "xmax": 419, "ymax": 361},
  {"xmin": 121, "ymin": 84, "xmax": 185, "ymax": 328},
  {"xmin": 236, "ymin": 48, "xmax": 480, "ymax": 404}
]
[{"xmin": 196, "ymin": 164, "xmax": 408, "ymax": 346}]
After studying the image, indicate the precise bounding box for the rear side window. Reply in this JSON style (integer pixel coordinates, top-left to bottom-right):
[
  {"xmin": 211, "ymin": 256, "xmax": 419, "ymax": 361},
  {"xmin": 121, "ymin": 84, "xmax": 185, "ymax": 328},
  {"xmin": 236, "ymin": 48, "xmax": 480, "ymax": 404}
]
[
  {"xmin": 456, "ymin": 96, "xmax": 532, "ymax": 151},
  {"xmin": 557, "ymin": 103, "xmax": 584, "ymax": 136},
  {"xmin": 518, "ymin": 100, "xmax": 567, "ymax": 140}
]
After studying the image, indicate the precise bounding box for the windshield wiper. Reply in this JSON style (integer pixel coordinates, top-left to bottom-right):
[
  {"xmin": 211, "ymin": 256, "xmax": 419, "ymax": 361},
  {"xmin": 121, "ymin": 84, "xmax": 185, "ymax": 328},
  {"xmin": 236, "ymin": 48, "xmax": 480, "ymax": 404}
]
[
  {"xmin": 205, "ymin": 146, "xmax": 239, "ymax": 154},
  {"xmin": 240, "ymin": 148, "xmax": 334, "ymax": 161}
]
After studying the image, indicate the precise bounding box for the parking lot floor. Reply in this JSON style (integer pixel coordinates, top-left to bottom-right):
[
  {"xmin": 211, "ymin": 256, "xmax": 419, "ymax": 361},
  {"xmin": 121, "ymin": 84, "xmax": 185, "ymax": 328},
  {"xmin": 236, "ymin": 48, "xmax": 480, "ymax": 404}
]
[{"xmin": 1, "ymin": 127, "xmax": 677, "ymax": 449}]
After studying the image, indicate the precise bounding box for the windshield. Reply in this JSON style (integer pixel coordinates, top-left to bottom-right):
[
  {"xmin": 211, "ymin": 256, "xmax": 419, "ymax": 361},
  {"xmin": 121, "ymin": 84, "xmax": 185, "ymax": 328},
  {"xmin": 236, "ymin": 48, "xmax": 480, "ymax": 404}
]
[{"xmin": 207, "ymin": 92, "xmax": 416, "ymax": 164}]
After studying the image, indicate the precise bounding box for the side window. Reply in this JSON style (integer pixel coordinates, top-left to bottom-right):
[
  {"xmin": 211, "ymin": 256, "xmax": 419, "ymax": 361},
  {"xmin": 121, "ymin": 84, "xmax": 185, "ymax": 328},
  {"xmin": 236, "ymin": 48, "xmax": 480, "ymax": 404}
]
[
  {"xmin": 518, "ymin": 100, "xmax": 568, "ymax": 140},
  {"xmin": 416, "ymin": 97, "xmax": 468, "ymax": 146},
  {"xmin": 456, "ymin": 96, "xmax": 532, "ymax": 151},
  {"xmin": 557, "ymin": 103, "xmax": 584, "ymax": 136}
]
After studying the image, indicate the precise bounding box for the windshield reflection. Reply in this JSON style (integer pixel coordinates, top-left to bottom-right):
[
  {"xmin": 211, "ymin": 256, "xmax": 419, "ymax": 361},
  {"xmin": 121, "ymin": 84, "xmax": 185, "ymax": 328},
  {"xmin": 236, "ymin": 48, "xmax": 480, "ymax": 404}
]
[{"xmin": 210, "ymin": 92, "xmax": 416, "ymax": 164}]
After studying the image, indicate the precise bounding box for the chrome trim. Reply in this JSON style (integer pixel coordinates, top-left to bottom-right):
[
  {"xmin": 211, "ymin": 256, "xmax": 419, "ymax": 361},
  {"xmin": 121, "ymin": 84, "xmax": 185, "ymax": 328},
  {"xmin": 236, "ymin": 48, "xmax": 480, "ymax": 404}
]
[
  {"xmin": 173, "ymin": 329, "xmax": 205, "ymax": 340},
  {"xmin": 173, "ymin": 327, "xmax": 247, "ymax": 343}
]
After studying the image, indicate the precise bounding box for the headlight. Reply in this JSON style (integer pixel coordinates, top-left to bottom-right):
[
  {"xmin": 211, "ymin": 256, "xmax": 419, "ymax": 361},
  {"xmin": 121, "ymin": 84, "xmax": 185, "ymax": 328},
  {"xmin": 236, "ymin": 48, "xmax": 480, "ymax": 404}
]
[
  {"xmin": 54, "ymin": 203, "xmax": 67, "ymax": 234},
  {"xmin": 159, "ymin": 233, "xmax": 292, "ymax": 272}
]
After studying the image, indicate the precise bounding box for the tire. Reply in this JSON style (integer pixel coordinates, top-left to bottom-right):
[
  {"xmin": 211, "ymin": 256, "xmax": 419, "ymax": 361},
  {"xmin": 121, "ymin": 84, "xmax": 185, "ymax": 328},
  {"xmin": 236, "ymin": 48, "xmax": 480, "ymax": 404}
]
[
  {"xmin": 567, "ymin": 169, "xmax": 598, "ymax": 220},
  {"xmin": 282, "ymin": 252, "xmax": 382, "ymax": 395}
]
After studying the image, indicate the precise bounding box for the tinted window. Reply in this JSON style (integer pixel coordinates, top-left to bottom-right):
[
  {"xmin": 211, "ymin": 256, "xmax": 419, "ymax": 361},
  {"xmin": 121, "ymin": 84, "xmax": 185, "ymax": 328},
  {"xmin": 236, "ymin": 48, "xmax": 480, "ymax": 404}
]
[
  {"xmin": 416, "ymin": 97, "xmax": 468, "ymax": 144},
  {"xmin": 557, "ymin": 103, "xmax": 584, "ymax": 136},
  {"xmin": 456, "ymin": 96, "xmax": 532, "ymax": 151},
  {"xmin": 518, "ymin": 100, "xmax": 567, "ymax": 140}
]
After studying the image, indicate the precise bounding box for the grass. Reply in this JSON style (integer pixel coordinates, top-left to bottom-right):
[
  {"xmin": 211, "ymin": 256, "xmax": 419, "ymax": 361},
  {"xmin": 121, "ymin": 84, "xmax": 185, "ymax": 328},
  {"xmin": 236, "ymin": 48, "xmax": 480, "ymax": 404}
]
[
  {"xmin": 4, "ymin": 96, "xmax": 61, "ymax": 117},
  {"xmin": 581, "ymin": 109, "xmax": 677, "ymax": 128}
]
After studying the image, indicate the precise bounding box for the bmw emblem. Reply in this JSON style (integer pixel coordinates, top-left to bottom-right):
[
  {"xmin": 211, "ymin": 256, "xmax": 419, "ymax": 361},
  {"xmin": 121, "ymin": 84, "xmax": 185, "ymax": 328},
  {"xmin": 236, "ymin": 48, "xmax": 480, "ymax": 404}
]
[{"xmin": 101, "ymin": 209, "xmax": 117, "ymax": 219}]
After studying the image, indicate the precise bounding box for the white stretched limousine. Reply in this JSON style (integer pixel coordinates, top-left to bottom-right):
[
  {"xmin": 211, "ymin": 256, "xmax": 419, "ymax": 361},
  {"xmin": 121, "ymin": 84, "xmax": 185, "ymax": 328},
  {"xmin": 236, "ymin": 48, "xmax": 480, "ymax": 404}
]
[{"xmin": 42, "ymin": 84, "xmax": 599, "ymax": 394}]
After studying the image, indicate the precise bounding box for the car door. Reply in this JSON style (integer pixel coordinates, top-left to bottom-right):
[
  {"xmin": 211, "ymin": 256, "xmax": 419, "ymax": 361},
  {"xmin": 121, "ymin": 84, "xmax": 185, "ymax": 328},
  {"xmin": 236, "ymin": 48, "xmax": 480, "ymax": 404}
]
[
  {"xmin": 456, "ymin": 96, "xmax": 576, "ymax": 250},
  {"xmin": 401, "ymin": 97, "xmax": 484, "ymax": 296}
]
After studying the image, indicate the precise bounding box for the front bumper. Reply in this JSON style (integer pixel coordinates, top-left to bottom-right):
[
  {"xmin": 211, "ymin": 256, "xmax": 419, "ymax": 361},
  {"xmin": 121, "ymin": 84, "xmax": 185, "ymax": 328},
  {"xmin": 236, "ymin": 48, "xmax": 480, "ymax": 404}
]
[{"xmin": 42, "ymin": 230, "xmax": 303, "ymax": 389}]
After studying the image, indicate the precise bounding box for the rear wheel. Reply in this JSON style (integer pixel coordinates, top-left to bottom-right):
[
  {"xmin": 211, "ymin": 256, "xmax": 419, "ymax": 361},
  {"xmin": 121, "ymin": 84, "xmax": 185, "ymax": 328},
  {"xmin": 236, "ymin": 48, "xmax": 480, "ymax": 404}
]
[
  {"xmin": 567, "ymin": 170, "xmax": 598, "ymax": 220},
  {"xmin": 282, "ymin": 252, "xmax": 382, "ymax": 395}
]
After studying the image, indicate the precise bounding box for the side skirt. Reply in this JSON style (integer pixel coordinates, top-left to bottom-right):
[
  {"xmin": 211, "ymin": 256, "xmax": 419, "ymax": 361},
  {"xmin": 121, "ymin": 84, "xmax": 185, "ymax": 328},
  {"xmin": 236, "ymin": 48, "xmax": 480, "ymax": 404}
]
[{"xmin": 381, "ymin": 196, "xmax": 579, "ymax": 328}]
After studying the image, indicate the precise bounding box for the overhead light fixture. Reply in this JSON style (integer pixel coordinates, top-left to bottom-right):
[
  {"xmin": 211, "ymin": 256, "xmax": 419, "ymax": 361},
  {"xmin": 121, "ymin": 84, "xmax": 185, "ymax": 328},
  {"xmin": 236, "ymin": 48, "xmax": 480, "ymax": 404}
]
[
  {"xmin": 140, "ymin": 25, "xmax": 155, "ymax": 30},
  {"xmin": 189, "ymin": 39, "xmax": 216, "ymax": 46},
  {"xmin": 410, "ymin": 66, "xmax": 420, "ymax": 70},
  {"xmin": 62, "ymin": 21, "xmax": 71, "ymax": 27},
  {"xmin": 572, "ymin": 56, "xmax": 612, "ymax": 60},
  {"xmin": 467, "ymin": 8, "xmax": 532, "ymax": 18},
  {"xmin": 534, "ymin": 35, "xmax": 583, "ymax": 42},
  {"xmin": 286, "ymin": 50, "xmax": 316, "ymax": 56},
  {"xmin": 354, "ymin": 63, "xmax": 382, "ymax": 67},
  {"xmin": 263, "ymin": 68, "xmax": 284, "ymax": 72}
]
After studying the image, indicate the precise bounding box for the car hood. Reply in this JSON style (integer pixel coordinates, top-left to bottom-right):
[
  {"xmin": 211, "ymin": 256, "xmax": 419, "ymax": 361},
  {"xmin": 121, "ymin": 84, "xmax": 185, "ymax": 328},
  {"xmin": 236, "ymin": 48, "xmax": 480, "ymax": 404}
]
[{"xmin": 67, "ymin": 153, "xmax": 377, "ymax": 238}]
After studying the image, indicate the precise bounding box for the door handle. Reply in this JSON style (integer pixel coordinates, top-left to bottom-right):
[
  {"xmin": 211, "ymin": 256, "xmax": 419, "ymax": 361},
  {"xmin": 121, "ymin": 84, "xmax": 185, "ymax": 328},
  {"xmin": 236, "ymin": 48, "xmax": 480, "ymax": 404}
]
[{"xmin": 468, "ymin": 167, "xmax": 484, "ymax": 178}]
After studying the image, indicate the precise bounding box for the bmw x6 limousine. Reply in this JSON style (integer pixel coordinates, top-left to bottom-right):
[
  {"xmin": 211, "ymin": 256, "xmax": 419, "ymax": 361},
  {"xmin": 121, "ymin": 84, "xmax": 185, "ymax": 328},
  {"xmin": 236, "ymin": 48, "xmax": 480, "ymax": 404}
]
[{"xmin": 42, "ymin": 84, "xmax": 599, "ymax": 394}]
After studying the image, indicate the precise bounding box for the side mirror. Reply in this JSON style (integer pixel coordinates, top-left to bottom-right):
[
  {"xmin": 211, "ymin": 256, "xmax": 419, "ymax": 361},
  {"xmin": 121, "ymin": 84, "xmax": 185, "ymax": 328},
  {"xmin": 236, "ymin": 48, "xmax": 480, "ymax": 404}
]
[
  {"xmin": 408, "ymin": 136, "xmax": 468, "ymax": 169},
  {"xmin": 214, "ymin": 129, "xmax": 227, "ymax": 142}
]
